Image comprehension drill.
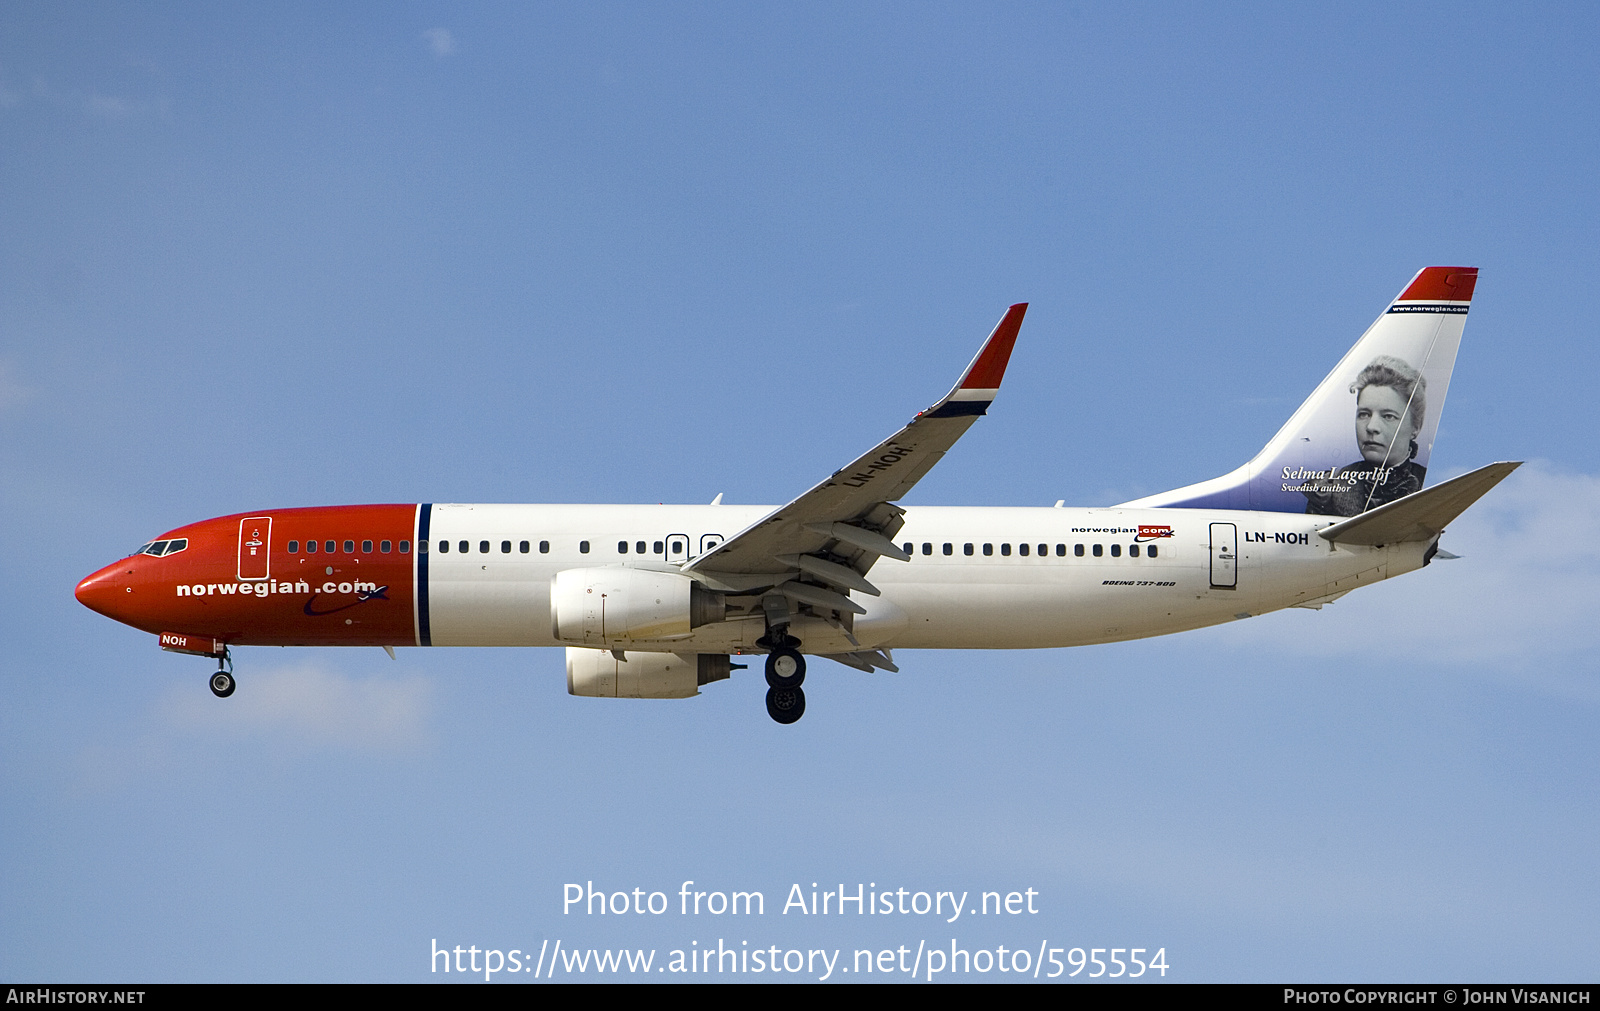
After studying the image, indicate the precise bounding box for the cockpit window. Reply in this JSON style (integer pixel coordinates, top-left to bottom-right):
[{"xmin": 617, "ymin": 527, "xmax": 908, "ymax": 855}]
[{"xmin": 134, "ymin": 538, "xmax": 188, "ymax": 558}]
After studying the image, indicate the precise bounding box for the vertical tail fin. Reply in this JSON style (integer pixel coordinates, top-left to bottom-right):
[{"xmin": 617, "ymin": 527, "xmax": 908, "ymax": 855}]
[{"xmin": 1122, "ymin": 267, "xmax": 1477, "ymax": 516}]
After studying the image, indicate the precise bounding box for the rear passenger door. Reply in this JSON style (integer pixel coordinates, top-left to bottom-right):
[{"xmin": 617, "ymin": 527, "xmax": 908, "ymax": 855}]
[{"xmin": 1209, "ymin": 522, "xmax": 1237, "ymax": 589}]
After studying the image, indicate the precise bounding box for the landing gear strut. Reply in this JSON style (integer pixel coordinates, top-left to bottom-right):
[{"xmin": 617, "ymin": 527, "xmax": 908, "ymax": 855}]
[{"xmin": 209, "ymin": 647, "xmax": 235, "ymax": 699}]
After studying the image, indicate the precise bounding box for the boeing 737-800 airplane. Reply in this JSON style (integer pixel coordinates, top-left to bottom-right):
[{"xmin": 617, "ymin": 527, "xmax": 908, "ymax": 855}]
[{"xmin": 76, "ymin": 267, "xmax": 1516, "ymax": 723}]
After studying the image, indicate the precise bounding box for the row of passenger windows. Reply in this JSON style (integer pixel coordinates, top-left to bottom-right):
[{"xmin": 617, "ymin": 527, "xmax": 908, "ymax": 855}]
[
  {"xmin": 284, "ymin": 538, "xmax": 693, "ymax": 557},
  {"xmin": 428, "ymin": 538, "xmax": 701, "ymax": 556},
  {"xmin": 426, "ymin": 539, "xmax": 683, "ymax": 555},
  {"xmin": 282, "ymin": 537, "xmax": 1156, "ymax": 560},
  {"xmin": 288, "ymin": 539, "xmax": 411, "ymax": 555},
  {"xmin": 903, "ymin": 541, "xmax": 1160, "ymax": 558},
  {"xmin": 434, "ymin": 539, "xmax": 548, "ymax": 554}
]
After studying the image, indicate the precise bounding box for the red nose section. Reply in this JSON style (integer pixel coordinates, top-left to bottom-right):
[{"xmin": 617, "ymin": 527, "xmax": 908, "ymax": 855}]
[{"xmin": 75, "ymin": 560, "xmax": 141, "ymax": 626}]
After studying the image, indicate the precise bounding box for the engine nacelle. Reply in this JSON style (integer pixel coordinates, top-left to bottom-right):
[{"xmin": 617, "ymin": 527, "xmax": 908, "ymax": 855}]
[
  {"xmin": 566, "ymin": 648, "xmax": 737, "ymax": 699},
  {"xmin": 551, "ymin": 567, "xmax": 724, "ymax": 645}
]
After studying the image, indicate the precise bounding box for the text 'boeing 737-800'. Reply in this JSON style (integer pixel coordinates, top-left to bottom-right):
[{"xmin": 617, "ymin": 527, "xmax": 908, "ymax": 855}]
[{"xmin": 77, "ymin": 267, "xmax": 1517, "ymax": 723}]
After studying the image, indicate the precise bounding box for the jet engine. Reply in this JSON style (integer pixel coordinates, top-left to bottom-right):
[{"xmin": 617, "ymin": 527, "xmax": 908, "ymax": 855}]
[
  {"xmin": 566, "ymin": 648, "xmax": 738, "ymax": 699},
  {"xmin": 550, "ymin": 567, "xmax": 724, "ymax": 645}
]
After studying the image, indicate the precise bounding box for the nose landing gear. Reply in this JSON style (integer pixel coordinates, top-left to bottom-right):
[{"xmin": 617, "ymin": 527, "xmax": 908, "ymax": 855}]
[{"xmin": 208, "ymin": 646, "xmax": 235, "ymax": 699}]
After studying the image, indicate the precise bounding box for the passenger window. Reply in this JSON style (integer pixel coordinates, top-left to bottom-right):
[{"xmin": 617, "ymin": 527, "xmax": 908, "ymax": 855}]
[
  {"xmin": 1148, "ymin": 545, "xmax": 1158, "ymax": 558},
  {"xmin": 618, "ymin": 540, "xmax": 628, "ymax": 553},
  {"xmin": 1092, "ymin": 544, "xmax": 1103, "ymax": 557},
  {"xmin": 362, "ymin": 540, "xmax": 373, "ymax": 553},
  {"xmin": 540, "ymin": 540, "xmax": 550, "ymax": 553},
  {"xmin": 287, "ymin": 540, "xmax": 299, "ymax": 554},
  {"xmin": 580, "ymin": 541, "xmax": 590, "ymax": 554},
  {"xmin": 400, "ymin": 540, "xmax": 411, "ymax": 553},
  {"xmin": 922, "ymin": 543, "xmax": 933, "ymax": 555},
  {"xmin": 1019, "ymin": 543, "xmax": 1030, "ymax": 556},
  {"xmin": 343, "ymin": 540, "xmax": 354, "ymax": 554},
  {"xmin": 1001, "ymin": 544, "xmax": 1011, "ymax": 556},
  {"xmin": 1074, "ymin": 544, "xmax": 1085, "ymax": 557},
  {"xmin": 1130, "ymin": 544, "xmax": 1140, "ymax": 557},
  {"xmin": 478, "ymin": 541, "xmax": 489, "ymax": 554},
  {"xmin": 415, "ymin": 540, "xmax": 425, "ymax": 553},
  {"xmin": 458, "ymin": 541, "xmax": 468, "ymax": 553},
  {"xmin": 943, "ymin": 543, "xmax": 953, "ymax": 555},
  {"xmin": 1038, "ymin": 544, "xmax": 1047, "ymax": 556},
  {"xmin": 381, "ymin": 540, "xmax": 392, "ymax": 553},
  {"xmin": 438, "ymin": 540, "xmax": 449, "ymax": 553},
  {"xmin": 1056, "ymin": 544, "xmax": 1066, "ymax": 556},
  {"xmin": 964, "ymin": 543, "xmax": 974, "ymax": 556},
  {"xmin": 501, "ymin": 540, "xmax": 511, "ymax": 553},
  {"xmin": 636, "ymin": 541, "xmax": 646, "ymax": 554},
  {"xmin": 325, "ymin": 541, "xmax": 336, "ymax": 553},
  {"xmin": 903, "ymin": 543, "xmax": 913, "ymax": 555},
  {"xmin": 520, "ymin": 541, "xmax": 529, "ymax": 553},
  {"xmin": 983, "ymin": 543, "xmax": 993, "ymax": 556},
  {"xmin": 654, "ymin": 541, "xmax": 665, "ymax": 554},
  {"xmin": 1111, "ymin": 544, "xmax": 1122, "ymax": 557}
]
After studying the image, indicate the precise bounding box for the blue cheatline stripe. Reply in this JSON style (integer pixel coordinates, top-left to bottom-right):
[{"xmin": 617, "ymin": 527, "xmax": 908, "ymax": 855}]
[
  {"xmin": 417, "ymin": 503, "xmax": 432, "ymax": 647},
  {"xmin": 1387, "ymin": 303, "xmax": 1469, "ymax": 314},
  {"xmin": 926, "ymin": 399, "xmax": 990, "ymax": 418}
]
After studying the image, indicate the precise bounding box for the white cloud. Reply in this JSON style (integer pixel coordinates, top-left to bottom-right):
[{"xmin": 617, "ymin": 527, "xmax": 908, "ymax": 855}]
[
  {"xmin": 68, "ymin": 661, "xmax": 432, "ymax": 792},
  {"xmin": 422, "ymin": 28, "xmax": 457, "ymax": 58},
  {"xmin": 160, "ymin": 659, "xmax": 433, "ymax": 752}
]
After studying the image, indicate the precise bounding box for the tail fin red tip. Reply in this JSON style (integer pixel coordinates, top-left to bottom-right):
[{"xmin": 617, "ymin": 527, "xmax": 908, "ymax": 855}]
[{"xmin": 1399, "ymin": 266, "xmax": 1478, "ymax": 303}]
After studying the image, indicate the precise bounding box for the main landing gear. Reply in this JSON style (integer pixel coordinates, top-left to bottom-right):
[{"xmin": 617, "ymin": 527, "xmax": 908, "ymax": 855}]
[
  {"xmin": 208, "ymin": 647, "xmax": 235, "ymax": 699},
  {"xmin": 758, "ymin": 628, "xmax": 807, "ymax": 725}
]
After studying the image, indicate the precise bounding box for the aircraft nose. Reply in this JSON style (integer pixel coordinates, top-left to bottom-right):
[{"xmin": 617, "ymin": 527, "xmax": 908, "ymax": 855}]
[{"xmin": 75, "ymin": 561, "xmax": 135, "ymax": 620}]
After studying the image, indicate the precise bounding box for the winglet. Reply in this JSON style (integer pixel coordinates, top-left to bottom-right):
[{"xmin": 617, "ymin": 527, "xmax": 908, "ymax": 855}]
[{"xmin": 926, "ymin": 303, "xmax": 1028, "ymax": 418}]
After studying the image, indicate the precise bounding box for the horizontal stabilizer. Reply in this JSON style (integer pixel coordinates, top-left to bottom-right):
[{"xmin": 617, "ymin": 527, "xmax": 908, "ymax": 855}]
[{"xmin": 1318, "ymin": 461, "xmax": 1520, "ymax": 545}]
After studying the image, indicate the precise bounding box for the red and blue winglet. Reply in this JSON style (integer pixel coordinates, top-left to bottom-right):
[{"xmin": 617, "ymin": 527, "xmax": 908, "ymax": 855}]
[{"xmin": 925, "ymin": 303, "xmax": 1028, "ymax": 418}]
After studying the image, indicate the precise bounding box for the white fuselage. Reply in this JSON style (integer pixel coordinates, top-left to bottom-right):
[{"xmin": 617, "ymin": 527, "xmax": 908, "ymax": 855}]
[{"xmin": 422, "ymin": 503, "xmax": 1422, "ymax": 653}]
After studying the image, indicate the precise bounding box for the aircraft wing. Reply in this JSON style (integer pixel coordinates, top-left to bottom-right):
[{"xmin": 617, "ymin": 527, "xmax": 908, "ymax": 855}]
[{"xmin": 685, "ymin": 304, "xmax": 1028, "ymax": 605}]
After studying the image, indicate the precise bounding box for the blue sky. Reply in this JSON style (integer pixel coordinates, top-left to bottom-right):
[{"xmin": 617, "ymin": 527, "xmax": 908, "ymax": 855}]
[{"xmin": 3, "ymin": 3, "xmax": 1598, "ymax": 982}]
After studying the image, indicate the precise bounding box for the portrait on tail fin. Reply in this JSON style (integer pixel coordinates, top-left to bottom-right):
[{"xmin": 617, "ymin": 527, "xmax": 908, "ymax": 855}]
[
  {"xmin": 1116, "ymin": 267, "xmax": 1474, "ymax": 517},
  {"xmin": 1302, "ymin": 355, "xmax": 1427, "ymax": 516}
]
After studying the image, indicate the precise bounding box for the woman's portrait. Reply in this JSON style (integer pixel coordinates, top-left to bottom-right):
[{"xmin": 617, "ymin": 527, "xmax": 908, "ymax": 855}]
[{"xmin": 1303, "ymin": 355, "xmax": 1428, "ymax": 516}]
